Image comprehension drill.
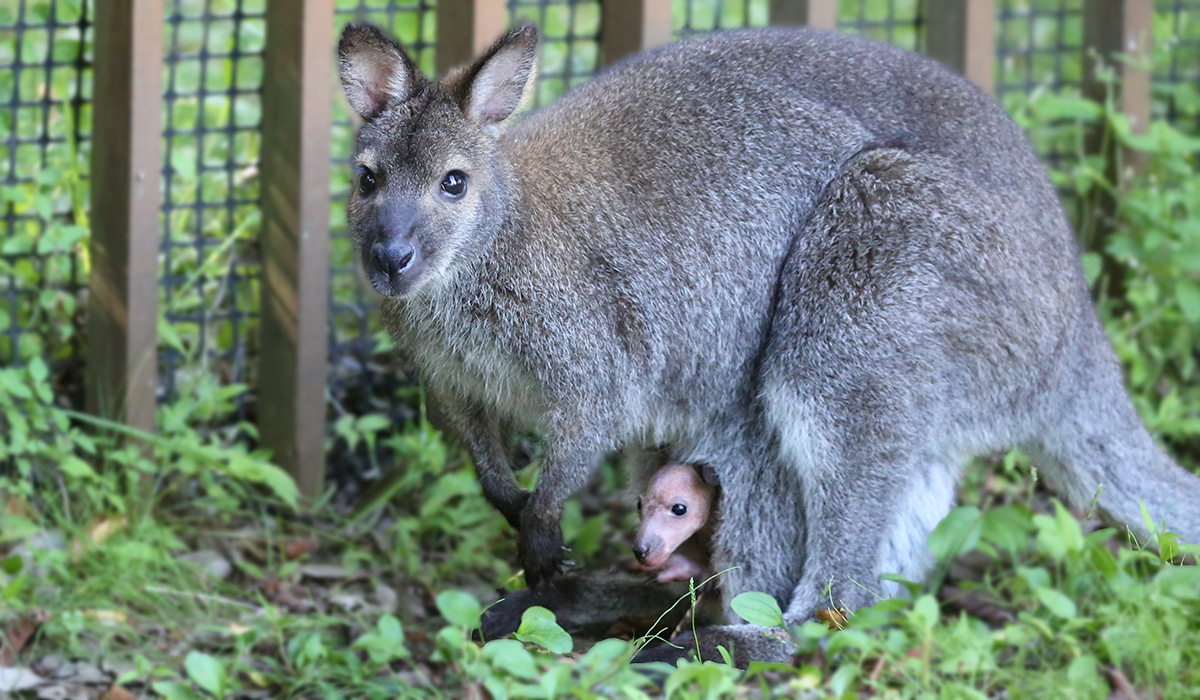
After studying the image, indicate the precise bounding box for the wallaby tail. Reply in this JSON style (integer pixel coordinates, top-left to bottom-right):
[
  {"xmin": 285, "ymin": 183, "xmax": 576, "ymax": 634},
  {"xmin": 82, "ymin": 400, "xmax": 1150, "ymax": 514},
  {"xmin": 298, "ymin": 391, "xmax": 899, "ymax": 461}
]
[{"xmin": 1028, "ymin": 340, "xmax": 1200, "ymax": 549}]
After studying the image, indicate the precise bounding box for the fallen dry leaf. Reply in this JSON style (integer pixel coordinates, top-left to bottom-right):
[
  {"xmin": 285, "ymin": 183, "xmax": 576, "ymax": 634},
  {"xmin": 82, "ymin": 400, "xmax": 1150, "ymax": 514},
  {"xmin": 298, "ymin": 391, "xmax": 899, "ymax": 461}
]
[
  {"xmin": 71, "ymin": 515, "xmax": 127, "ymax": 561},
  {"xmin": 1105, "ymin": 666, "xmax": 1142, "ymax": 700},
  {"xmin": 0, "ymin": 666, "xmax": 44, "ymax": 692},
  {"xmin": 939, "ymin": 585, "xmax": 1017, "ymax": 628},
  {"xmin": 1, "ymin": 610, "xmax": 50, "ymax": 666},
  {"xmin": 81, "ymin": 610, "xmax": 126, "ymax": 626},
  {"xmin": 284, "ymin": 538, "xmax": 318, "ymax": 560},
  {"xmin": 99, "ymin": 684, "xmax": 136, "ymax": 700},
  {"xmin": 816, "ymin": 608, "xmax": 848, "ymax": 630}
]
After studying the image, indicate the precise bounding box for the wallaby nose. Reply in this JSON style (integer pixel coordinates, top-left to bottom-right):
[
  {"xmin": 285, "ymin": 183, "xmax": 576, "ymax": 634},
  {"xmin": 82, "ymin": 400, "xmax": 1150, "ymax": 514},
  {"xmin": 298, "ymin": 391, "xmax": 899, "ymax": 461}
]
[
  {"xmin": 633, "ymin": 543, "xmax": 650, "ymax": 564},
  {"xmin": 370, "ymin": 238, "xmax": 415, "ymax": 279}
]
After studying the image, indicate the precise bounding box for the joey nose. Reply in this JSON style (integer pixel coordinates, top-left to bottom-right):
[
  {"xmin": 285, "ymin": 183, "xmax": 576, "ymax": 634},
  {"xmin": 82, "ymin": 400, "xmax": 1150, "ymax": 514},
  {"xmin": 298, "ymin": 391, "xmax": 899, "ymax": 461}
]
[
  {"xmin": 370, "ymin": 238, "xmax": 415, "ymax": 279},
  {"xmin": 633, "ymin": 543, "xmax": 650, "ymax": 564}
]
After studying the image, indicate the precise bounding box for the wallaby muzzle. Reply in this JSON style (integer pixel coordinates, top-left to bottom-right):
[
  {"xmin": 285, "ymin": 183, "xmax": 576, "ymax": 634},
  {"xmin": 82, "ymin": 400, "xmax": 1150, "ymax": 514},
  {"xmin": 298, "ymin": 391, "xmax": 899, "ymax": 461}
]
[
  {"xmin": 633, "ymin": 532, "xmax": 665, "ymax": 567},
  {"xmin": 370, "ymin": 236, "xmax": 416, "ymax": 293},
  {"xmin": 367, "ymin": 200, "xmax": 420, "ymax": 296}
]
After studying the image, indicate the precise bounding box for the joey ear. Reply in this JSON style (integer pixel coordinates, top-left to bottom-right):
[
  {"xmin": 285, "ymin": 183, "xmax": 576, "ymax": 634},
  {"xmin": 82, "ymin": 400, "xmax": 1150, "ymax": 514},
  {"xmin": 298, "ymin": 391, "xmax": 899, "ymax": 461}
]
[
  {"xmin": 697, "ymin": 463, "xmax": 721, "ymax": 487},
  {"xmin": 459, "ymin": 25, "xmax": 539, "ymax": 126},
  {"xmin": 338, "ymin": 23, "xmax": 421, "ymax": 120}
]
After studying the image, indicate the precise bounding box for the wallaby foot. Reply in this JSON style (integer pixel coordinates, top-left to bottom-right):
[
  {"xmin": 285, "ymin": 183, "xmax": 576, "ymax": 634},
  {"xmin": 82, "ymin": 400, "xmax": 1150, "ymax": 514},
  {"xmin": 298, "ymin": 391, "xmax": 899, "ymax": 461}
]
[
  {"xmin": 518, "ymin": 504, "xmax": 567, "ymax": 588},
  {"xmin": 632, "ymin": 623, "xmax": 795, "ymax": 668},
  {"xmin": 479, "ymin": 572, "xmax": 695, "ymax": 640}
]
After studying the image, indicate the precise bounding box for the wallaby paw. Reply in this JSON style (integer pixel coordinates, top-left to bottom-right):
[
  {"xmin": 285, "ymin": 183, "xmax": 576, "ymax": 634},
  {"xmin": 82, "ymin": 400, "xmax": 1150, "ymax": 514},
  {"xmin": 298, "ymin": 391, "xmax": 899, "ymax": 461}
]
[
  {"xmin": 477, "ymin": 588, "xmax": 538, "ymax": 640},
  {"xmin": 496, "ymin": 490, "xmax": 531, "ymax": 531},
  {"xmin": 517, "ymin": 516, "xmax": 565, "ymax": 589},
  {"xmin": 631, "ymin": 640, "xmax": 692, "ymax": 666}
]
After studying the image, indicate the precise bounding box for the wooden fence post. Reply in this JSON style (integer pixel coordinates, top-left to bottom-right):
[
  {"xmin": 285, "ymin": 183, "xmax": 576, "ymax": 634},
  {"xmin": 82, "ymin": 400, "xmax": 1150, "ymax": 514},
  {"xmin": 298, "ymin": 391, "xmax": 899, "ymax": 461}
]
[
  {"xmin": 770, "ymin": 0, "xmax": 838, "ymax": 29},
  {"xmin": 601, "ymin": 0, "xmax": 673, "ymax": 68},
  {"xmin": 259, "ymin": 0, "xmax": 334, "ymax": 503},
  {"xmin": 88, "ymin": 0, "xmax": 162, "ymax": 434},
  {"xmin": 924, "ymin": 0, "xmax": 996, "ymax": 94},
  {"xmin": 1082, "ymin": 0, "xmax": 1153, "ymax": 302},
  {"xmin": 436, "ymin": 0, "xmax": 509, "ymax": 76}
]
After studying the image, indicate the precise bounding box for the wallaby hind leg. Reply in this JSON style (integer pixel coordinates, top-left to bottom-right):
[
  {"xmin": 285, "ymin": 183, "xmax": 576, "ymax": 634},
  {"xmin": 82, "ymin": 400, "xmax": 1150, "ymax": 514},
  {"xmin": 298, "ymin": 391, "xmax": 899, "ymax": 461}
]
[
  {"xmin": 1025, "ymin": 320, "xmax": 1200, "ymax": 547},
  {"xmin": 758, "ymin": 147, "xmax": 972, "ymax": 617}
]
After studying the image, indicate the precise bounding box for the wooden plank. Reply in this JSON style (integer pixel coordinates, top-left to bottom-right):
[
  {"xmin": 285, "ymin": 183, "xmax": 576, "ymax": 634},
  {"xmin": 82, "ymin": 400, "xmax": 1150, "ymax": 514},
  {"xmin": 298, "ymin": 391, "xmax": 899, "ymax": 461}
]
[
  {"xmin": 87, "ymin": 0, "xmax": 162, "ymax": 434},
  {"xmin": 924, "ymin": 0, "xmax": 996, "ymax": 94},
  {"xmin": 259, "ymin": 0, "xmax": 334, "ymax": 502},
  {"xmin": 601, "ymin": 0, "xmax": 674, "ymax": 68},
  {"xmin": 436, "ymin": 0, "xmax": 510, "ymax": 75},
  {"xmin": 1082, "ymin": 0, "xmax": 1153, "ymax": 302},
  {"xmin": 1084, "ymin": 0, "xmax": 1153, "ymax": 174},
  {"xmin": 770, "ymin": 0, "xmax": 838, "ymax": 29}
]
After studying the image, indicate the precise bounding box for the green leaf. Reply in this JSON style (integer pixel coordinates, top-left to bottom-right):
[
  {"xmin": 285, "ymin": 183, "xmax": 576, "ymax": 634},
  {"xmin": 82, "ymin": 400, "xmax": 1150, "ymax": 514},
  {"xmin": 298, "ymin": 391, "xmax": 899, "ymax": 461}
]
[
  {"xmin": 59, "ymin": 456, "xmax": 96, "ymax": 479},
  {"xmin": 184, "ymin": 652, "xmax": 226, "ymax": 698},
  {"xmin": 980, "ymin": 505, "xmax": 1035, "ymax": 555},
  {"xmin": 1, "ymin": 556, "xmax": 23, "ymax": 575},
  {"xmin": 514, "ymin": 606, "xmax": 572, "ymax": 654},
  {"xmin": 27, "ymin": 356, "xmax": 48, "ymax": 385},
  {"xmin": 1177, "ymin": 280, "xmax": 1200, "ymax": 322},
  {"xmin": 1053, "ymin": 501, "xmax": 1085, "ymax": 554},
  {"xmin": 910, "ymin": 594, "xmax": 940, "ymax": 631},
  {"xmin": 482, "ymin": 639, "xmax": 538, "ymax": 680},
  {"xmin": 378, "ymin": 614, "xmax": 404, "ymax": 644},
  {"xmin": 151, "ymin": 681, "xmax": 203, "ymax": 700},
  {"xmin": 730, "ymin": 591, "xmax": 784, "ymax": 627},
  {"xmin": 1067, "ymin": 654, "xmax": 1101, "ymax": 685},
  {"xmin": 436, "ymin": 590, "xmax": 483, "ymax": 629},
  {"xmin": 1080, "ymin": 252, "xmax": 1103, "ymax": 286},
  {"xmin": 1034, "ymin": 587, "xmax": 1077, "ymax": 619},
  {"xmin": 927, "ymin": 506, "xmax": 982, "ymax": 563}
]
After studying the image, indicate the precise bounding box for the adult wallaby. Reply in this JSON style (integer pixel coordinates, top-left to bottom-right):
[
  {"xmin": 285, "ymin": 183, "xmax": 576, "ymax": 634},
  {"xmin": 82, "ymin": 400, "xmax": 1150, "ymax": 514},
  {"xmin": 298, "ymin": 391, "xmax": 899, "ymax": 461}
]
[{"xmin": 338, "ymin": 22, "xmax": 1200, "ymax": 665}]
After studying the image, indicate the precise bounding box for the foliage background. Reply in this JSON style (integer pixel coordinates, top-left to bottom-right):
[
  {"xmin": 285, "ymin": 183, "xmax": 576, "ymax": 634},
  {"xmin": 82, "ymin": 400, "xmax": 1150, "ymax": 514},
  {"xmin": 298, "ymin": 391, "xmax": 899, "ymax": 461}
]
[{"xmin": 1, "ymin": 0, "xmax": 1199, "ymax": 698}]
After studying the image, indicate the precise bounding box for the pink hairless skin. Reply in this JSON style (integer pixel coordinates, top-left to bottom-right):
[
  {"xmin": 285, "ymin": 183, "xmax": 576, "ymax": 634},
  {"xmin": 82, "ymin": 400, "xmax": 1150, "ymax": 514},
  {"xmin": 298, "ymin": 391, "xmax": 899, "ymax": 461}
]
[{"xmin": 632, "ymin": 462, "xmax": 718, "ymax": 584}]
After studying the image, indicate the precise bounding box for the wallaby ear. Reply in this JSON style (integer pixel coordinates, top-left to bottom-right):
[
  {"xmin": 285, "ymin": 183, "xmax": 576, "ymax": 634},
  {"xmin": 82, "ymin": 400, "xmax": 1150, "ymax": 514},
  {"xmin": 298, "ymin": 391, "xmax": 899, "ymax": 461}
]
[
  {"xmin": 459, "ymin": 25, "xmax": 539, "ymax": 126},
  {"xmin": 697, "ymin": 463, "xmax": 721, "ymax": 487},
  {"xmin": 338, "ymin": 23, "xmax": 420, "ymax": 120}
]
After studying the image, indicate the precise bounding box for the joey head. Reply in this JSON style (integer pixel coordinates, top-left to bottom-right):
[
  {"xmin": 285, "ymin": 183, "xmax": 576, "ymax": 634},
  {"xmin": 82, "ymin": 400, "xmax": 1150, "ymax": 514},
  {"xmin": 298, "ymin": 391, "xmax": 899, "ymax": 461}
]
[{"xmin": 632, "ymin": 462, "xmax": 718, "ymax": 584}]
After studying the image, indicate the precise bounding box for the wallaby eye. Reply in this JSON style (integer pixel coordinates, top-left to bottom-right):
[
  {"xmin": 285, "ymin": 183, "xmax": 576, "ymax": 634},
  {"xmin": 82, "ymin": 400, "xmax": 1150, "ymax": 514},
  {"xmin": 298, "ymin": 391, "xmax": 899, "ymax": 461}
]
[
  {"xmin": 636, "ymin": 497, "xmax": 643, "ymax": 513},
  {"xmin": 671, "ymin": 504, "xmax": 687, "ymax": 517},
  {"xmin": 440, "ymin": 170, "xmax": 468, "ymax": 199},
  {"xmin": 357, "ymin": 166, "xmax": 377, "ymax": 196}
]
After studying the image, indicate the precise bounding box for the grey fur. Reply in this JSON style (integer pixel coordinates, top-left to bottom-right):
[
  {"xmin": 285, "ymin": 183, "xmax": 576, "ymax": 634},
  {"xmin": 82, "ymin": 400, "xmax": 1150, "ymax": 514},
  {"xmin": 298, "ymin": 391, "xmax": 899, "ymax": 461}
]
[{"xmin": 338, "ymin": 23, "xmax": 1200, "ymax": 666}]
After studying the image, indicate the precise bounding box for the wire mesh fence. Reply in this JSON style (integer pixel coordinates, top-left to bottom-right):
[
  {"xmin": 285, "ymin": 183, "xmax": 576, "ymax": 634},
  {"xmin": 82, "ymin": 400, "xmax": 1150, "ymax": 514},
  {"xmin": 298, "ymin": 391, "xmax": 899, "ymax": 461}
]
[
  {"xmin": 838, "ymin": 0, "xmax": 923, "ymax": 50},
  {"xmin": 673, "ymin": 0, "xmax": 769, "ymax": 36},
  {"xmin": 158, "ymin": 0, "xmax": 266, "ymax": 424},
  {"xmin": 1155, "ymin": 0, "xmax": 1200, "ymax": 132},
  {"xmin": 3, "ymin": 0, "xmax": 1200, "ymax": 482},
  {"xmin": 326, "ymin": 0, "xmax": 436, "ymax": 486},
  {"xmin": 0, "ymin": 0, "xmax": 90, "ymax": 400},
  {"xmin": 510, "ymin": 0, "xmax": 602, "ymax": 106}
]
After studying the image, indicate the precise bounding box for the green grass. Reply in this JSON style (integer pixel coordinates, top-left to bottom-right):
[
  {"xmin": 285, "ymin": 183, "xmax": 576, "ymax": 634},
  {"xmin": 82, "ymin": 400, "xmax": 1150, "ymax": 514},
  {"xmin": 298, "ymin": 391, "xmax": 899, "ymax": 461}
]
[{"xmin": 2, "ymin": 6, "xmax": 1200, "ymax": 699}]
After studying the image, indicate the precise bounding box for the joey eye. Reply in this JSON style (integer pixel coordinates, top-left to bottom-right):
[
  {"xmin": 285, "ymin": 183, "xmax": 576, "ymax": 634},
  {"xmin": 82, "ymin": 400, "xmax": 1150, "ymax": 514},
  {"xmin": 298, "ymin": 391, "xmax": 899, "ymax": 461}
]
[
  {"xmin": 671, "ymin": 504, "xmax": 687, "ymax": 517},
  {"xmin": 636, "ymin": 497, "xmax": 643, "ymax": 513},
  {"xmin": 357, "ymin": 167, "xmax": 377, "ymax": 196},
  {"xmin": 440, "ymin": 170, "xmax": 467, "ymax": 199}
]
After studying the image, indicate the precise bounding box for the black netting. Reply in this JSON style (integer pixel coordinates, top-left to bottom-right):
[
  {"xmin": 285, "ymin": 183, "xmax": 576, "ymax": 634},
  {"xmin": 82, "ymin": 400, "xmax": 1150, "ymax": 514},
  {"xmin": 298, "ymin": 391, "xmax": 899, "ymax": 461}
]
[
  {"xmin": 838, "ymin": 0, "xmax": 923, "ymax": 50},
  {"xmin": 994, "ymin": 0, "xmax": 1084, "ymax": 166},
  {"xmin": 673, "ymin": 0, "xmax": 769, "ymax": 37},
  {"xmin": 509, "ymin": 0, "xmax": 602, "ymax": 106},
  {"xmin": 159, "ymin": 0, "xmax": 266, "ymax": 423},
  {"xmin": 1154, "ymin": 1, "xmax": 1200, "ymax": 133},
  {"xmin": 326, "ymin": 1, "xmax": 434, "ymax": 487},
  {"xmin": 995, "ymin": 0, "xmax": 1084, "ymax": 108},
  {"xmin": 0, "ymin": 0, "xmax": 90, "ymax": 393}
]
